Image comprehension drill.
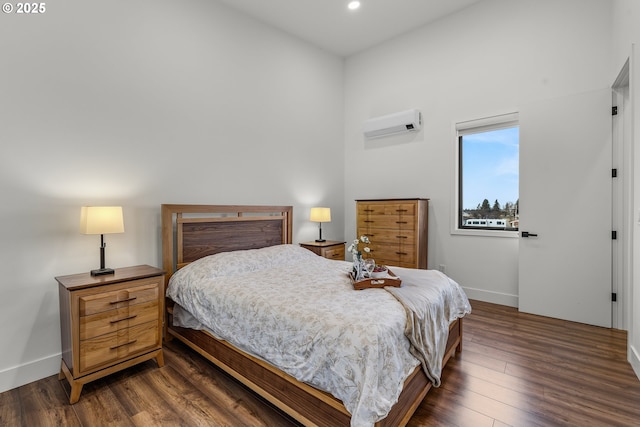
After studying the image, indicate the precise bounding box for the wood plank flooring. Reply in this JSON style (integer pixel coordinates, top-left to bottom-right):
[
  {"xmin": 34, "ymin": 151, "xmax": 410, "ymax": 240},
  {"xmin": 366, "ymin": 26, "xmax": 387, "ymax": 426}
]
[{"xmin": 1, "ymin": 300, "xmax": 639, "ymax": 426}]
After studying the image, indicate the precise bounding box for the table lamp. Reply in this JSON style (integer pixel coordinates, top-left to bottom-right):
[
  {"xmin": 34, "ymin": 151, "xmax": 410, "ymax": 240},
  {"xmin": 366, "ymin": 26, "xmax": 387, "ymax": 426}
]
[
  {"xmin": 80, "ymin": 206, "xmax": 124, "ymax": 276},
  {"xmin": 309, "ymin": 207, "xmax": 331, "ymax": 242}
]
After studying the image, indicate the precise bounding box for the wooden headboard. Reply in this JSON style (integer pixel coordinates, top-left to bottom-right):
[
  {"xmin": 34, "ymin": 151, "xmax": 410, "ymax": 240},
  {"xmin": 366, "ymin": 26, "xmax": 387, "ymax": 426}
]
[{"xmin": 161, "ymin": 204, "xmax": 293, "ymax": 283}]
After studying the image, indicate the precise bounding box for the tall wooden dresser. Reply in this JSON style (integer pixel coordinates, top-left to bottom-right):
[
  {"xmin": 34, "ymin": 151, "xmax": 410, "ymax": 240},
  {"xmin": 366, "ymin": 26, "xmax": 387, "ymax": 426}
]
[{"xmin": 356, "ymin": 198, "xmax": 429, "ymax": 269}]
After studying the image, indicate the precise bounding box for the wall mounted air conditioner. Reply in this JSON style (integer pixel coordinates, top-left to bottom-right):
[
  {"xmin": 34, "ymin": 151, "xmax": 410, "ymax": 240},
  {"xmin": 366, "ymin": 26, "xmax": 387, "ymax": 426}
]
[{"xmin": 363, "ymin": 109, "xmax": 422, "ymax": 139}]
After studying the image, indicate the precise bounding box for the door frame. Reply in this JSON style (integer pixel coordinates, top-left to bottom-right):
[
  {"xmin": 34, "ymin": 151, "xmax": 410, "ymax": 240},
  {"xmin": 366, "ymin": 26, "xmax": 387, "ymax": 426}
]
[{"xmin": 612, "ymin": 58, "xmax": 631, "ymax": 331}]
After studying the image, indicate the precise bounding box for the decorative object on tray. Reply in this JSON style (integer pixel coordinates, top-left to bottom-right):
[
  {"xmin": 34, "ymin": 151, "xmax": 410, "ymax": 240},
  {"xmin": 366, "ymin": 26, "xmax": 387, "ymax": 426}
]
[
  {"xmin": 347, "ymin": 235, "xmax": 402, "ymax": 289},
  {"xmin": 371, "ymin": 264, "xmax": 388, "ymax": 278},
  {"xmin": 347, "ymin": 235, "xmax": 371, "ymax": 281},
  {"xmin": 363, "ymin": 258, "xmax": 376, "ymax": 277},
  {"xmin": 350, "ymin": 267, "xmax": 402, "ymax": 290}
]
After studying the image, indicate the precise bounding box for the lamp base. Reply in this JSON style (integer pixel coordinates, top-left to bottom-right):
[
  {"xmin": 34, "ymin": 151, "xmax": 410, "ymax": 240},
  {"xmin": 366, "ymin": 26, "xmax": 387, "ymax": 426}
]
[
  {"xmin": 90, "ymin": 267, "xmax": 115, "ymax": 276},
  {"xmin": 315, "ymin": 239, "xmax": 326, "ymax": 242}
]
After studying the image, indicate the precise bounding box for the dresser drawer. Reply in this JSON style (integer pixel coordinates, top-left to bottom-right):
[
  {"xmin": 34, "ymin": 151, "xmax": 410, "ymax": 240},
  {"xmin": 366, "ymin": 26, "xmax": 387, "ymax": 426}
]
[
  {"xmin": 79, "ymin": 320, "xmax": 160, "ymax": 374},
  {"xmin": 357, "ymin": 203, "xmax": 416, "ymax": 216},
  {"xmin": 359, "ymin": 228, "xmax": 416, "ymax": 244},
  {"xmin": 367, "ymin": 243, "xmax": 416, "ymax": 265},
  {"xmin": 357, "ymin": 215, "xmax": 417, "ymax": 231},
  {"xmin": 79, "ymin": 300, "xmax": 159, "ymax": 340},
  {"xmin": 79, "ymin": 279, "xmax": 159, "ymax": 316}
]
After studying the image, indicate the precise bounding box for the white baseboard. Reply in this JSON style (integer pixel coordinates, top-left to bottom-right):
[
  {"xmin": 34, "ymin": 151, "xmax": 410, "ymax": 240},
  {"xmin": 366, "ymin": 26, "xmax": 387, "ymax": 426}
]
[
  {"xmin": 0, "ymin": 353, "xmax": 60, "ymax": 394},
  {"xmin": 462, "ymin": 286, "xmax": 518, "ymax": 308},
  {"xmin": 630, "ymin": 343, "xmax": 640, "ymax": 381}
]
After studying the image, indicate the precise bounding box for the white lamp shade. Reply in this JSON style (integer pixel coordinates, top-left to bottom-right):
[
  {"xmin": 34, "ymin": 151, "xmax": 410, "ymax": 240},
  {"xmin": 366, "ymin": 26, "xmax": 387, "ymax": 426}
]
[
  {"xmin": 310, "ymin": 207, "xmax": 331, "ymax": 223},
  {"xmin": 80, "ymin": 206, "xmax": 125, "ymax": 235}
]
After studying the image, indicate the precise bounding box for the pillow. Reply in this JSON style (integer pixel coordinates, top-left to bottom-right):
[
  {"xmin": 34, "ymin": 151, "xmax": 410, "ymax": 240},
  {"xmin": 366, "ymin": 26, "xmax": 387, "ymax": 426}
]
[{"xmin": 171, "ymin": 244, "xmax": 320, "ymax": 283}]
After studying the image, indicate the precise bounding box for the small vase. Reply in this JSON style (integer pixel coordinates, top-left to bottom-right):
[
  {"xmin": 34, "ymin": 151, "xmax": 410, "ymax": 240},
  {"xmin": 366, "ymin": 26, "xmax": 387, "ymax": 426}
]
[{"xmin": 353, "ymin": 252, "xmax": 365, "ymax": 281}]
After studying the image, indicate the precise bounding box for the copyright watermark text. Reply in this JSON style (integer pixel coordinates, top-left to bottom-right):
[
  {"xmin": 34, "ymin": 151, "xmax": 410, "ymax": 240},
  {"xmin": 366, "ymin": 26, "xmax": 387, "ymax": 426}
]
[{"xmin": 3, "ymin": 3, "xmax": 47, "ymax": 14}]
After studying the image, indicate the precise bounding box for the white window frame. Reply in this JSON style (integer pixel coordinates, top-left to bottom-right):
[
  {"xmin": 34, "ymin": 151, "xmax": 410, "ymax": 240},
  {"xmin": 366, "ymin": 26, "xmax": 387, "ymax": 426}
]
[{"xmin": 451, "ymin": 112, "xmax": 519, "ymax": 238}]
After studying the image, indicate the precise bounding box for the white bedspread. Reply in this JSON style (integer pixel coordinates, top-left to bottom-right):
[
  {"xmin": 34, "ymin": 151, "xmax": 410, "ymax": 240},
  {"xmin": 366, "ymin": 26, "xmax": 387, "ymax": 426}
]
[{"xmin": 166, "ymin": 244, "xmax": 470, "ymax": 427}]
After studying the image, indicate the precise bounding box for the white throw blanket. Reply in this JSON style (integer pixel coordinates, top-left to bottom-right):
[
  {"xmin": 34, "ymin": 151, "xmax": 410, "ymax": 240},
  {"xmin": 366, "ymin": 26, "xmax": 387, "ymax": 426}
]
[{"xmin": 384, "ymin": 268, "xmax": 471, "ymax": 386}]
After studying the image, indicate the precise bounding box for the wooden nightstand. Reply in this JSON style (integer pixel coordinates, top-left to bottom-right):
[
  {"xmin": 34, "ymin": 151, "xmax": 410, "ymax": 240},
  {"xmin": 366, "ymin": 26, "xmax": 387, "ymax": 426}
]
[
  {"xmin": 56, "ymin": 265, "xmax": 165, "ymax": 404},
  {"xmin": 300, "ymin": 240, "xmax": 346, "ymax": 261}
]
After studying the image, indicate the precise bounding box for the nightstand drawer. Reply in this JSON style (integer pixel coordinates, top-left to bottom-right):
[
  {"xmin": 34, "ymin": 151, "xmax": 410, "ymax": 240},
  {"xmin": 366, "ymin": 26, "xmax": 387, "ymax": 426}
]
[
  {"xmin": 80, "ymin": 300, "xmax": 159, "ymax": 340},
  {"xmin": 323, "ymin": 246, "xmax": 345, "ymax": 260},
  {"xmin": 79, "ymin": 320, "xmax": 160, "ymax": 374},
  {"xmin": 79, "ymin": 279, "xmax": 159, "ymax": 316},
  {"xmin": 300, "ymin": 241, "xmax": 346, "ymax": 261}
]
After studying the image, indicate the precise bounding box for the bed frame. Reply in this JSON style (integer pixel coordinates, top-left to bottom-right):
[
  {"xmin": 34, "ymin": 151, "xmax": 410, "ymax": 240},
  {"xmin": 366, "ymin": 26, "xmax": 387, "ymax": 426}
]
[{"xmin": 161, "ymin": 204, "xmax": 463, "ymax": 427}]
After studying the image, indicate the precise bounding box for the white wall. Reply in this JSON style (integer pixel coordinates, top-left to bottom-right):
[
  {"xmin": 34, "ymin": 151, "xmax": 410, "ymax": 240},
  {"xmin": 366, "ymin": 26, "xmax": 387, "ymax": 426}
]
[
  {"xmin": 612, "ymin": 0, "xmax": 640, "ymax": 379},
  {"xmin": 0, "ymin": 0, "xmax": 345, "ymax": 392},
  {"xmin": 344, "ymin": 0, "xmax": 612, "ymax": 306}
]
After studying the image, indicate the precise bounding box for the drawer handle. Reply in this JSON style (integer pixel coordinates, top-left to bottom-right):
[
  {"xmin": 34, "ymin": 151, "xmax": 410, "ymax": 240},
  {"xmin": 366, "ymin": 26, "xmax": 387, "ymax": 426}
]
[
  {"xmin": 364, "ymin": 220, "xmax": 375, "ymax": 223},
  {"xmin": 110, "ymin": 339, "xmax": 138, "ymax": 350},
  {"xmin": 363, "ymin": 209, "xmax": 374, "ymax": 212},
  {"xmin": 396, "ymin": 235, "xmax": 408, "ymax": 239},
  {"xmin": 396, "ymin": 209, "xmax": 408, "ymax": 212},
  {"xmin": 396, "ymin": 252, "xmax": 408, "ymax": 255},
  {"xmin": 109, "ymin": 296, "xmax": 137, "ymax": 305},
  {"xmin": 396, "ymin": 221, "xmax": 408, "ymax": 224},
  {"xmin": 110, "ymin": 315, "xmax": 138, "ymax": 324}
]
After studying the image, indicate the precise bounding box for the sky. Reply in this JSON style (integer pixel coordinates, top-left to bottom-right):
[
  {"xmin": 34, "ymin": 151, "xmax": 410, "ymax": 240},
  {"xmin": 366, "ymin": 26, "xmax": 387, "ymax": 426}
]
[{"xmin": 461, "ymin": 126, "xmax": 519, "ymax": 211}]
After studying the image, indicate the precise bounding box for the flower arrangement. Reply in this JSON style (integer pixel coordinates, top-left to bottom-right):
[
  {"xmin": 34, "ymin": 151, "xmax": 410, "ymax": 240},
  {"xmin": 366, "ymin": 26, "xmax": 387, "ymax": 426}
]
[
  {"xmin": 348, "ymin": 235, "xmax": 371, "ymax": 281},
  {"xmin": 347, "ymin": 235, "xmax": 371, "ymax": 259}
]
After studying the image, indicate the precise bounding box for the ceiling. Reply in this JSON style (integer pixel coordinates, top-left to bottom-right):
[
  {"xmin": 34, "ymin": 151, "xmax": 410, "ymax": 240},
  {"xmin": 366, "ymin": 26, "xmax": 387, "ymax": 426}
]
[{"xmin": 216, "ymin": 0, "xmax": 482, "ymax": 57}]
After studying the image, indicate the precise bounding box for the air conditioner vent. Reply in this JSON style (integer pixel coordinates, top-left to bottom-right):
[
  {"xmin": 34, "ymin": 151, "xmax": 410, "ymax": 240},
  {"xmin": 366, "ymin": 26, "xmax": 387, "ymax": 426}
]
[{"xmin": 363, "ymin": 109, "xmax": 421, "ymax": 139}]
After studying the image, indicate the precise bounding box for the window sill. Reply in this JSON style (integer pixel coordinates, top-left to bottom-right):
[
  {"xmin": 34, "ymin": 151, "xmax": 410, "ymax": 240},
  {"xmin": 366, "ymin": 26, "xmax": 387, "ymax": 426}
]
[{"xmin": 451, "ymin": 228, "xmax": 519, "ymax": 238}]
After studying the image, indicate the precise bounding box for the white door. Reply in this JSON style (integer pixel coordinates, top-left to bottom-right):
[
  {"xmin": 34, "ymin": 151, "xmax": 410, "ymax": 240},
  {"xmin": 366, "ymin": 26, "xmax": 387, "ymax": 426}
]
[{"xmin": 519, "ymin": 88, "xmax": 612, "ymax": 327}]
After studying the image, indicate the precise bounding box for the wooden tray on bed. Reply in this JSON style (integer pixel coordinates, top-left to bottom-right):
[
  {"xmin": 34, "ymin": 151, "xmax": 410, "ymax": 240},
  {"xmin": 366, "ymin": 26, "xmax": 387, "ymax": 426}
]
[{"xmin": 350, "ymin": 269, "xmax": 402, "ymax": 290}]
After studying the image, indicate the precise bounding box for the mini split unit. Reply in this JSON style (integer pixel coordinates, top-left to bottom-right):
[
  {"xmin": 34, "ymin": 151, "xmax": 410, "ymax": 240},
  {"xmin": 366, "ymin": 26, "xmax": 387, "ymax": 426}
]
[{"xmin": 363, "ymin": 109, "xmax": 422, "ymax": 139}]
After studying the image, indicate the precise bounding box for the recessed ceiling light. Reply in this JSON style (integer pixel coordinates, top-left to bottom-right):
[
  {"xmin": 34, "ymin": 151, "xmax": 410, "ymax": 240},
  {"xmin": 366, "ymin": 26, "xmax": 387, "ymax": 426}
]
[{"xmin": 348, "ymin": 1, "xmax": 360, "ymax": 11}]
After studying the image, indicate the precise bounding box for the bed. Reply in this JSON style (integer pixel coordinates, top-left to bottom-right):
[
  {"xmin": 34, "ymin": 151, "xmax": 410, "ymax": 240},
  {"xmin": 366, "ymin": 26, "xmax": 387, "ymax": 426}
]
[{"xmin": 161, "ymin": 204, "xmax": 470, "ymax": 427}]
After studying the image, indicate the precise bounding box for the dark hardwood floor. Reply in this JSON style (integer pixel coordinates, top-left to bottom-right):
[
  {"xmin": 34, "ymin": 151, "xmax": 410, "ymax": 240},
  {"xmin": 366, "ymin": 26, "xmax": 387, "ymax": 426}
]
[{"xmin": 2, "ymin": 300, "xmax": 639, "ymax": 426}]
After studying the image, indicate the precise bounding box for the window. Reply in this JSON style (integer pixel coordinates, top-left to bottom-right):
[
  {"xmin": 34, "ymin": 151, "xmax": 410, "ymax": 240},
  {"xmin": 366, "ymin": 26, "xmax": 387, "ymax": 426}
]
[{"xmin": 455, "ymin": 113, "xmax": 519, "ymax": 234}]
